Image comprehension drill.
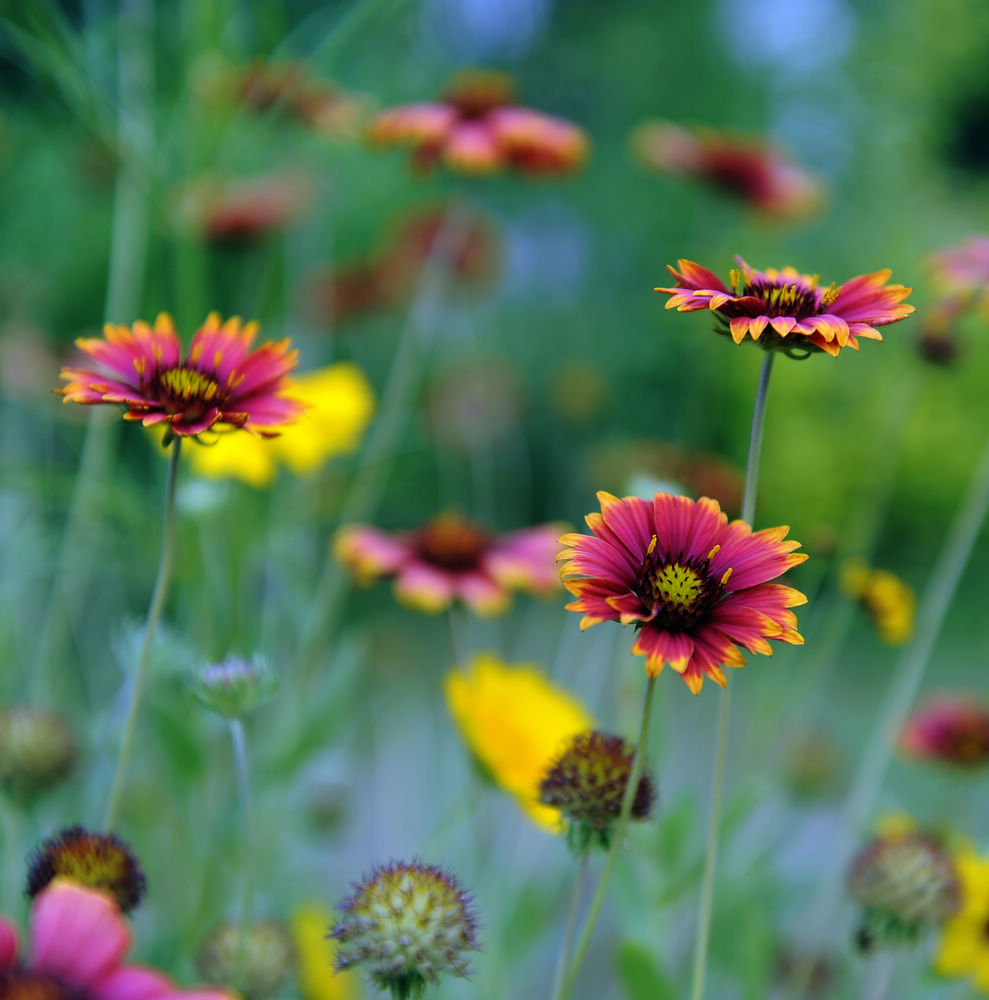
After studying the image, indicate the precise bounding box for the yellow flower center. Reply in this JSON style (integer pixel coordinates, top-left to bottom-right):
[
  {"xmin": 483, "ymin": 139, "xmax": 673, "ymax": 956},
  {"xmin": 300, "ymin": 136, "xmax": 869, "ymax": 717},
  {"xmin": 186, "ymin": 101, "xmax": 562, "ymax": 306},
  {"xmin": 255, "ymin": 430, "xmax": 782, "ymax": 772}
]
[
  {"xmin": 158, "ymin": 366, "xmax": 220, "ymax": 403},
  {"xmin": 653, "ymin": 563, "xmax": 703, "ymax": 611}
]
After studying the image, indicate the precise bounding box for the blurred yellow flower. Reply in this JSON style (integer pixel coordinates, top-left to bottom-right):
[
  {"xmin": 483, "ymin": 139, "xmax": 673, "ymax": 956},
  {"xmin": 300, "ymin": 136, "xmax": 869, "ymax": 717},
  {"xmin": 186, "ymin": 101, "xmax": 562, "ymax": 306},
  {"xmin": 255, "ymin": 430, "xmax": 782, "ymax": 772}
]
[
  {"xmin": 185, "ymin": 362, "xmax": 375, "ymax": 487},
  {"xmin": 293, "ymin": 903, "xmax": 361, "ymax": 1000},
  {"xmin": 444, "ymin": 652, "xmax": 594, "ymax": 831},
  {"xmin": 935, "ymin": 850, "xmax": 989, "ymax": 993},
  {"xmin": 841, "ymin": 558, "xmax": 915, "ymax": 645}
]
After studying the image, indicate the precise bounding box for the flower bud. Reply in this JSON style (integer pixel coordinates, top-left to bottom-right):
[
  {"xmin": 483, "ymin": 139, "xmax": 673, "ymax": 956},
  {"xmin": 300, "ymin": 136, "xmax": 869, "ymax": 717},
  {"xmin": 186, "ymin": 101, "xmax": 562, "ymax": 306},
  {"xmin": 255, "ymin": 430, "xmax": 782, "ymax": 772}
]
[
  {"xmin": 26, "ymin": 827, "xmax": 146, "ymax": 913},
  {"xmin": 196, "ymin": 920, "xmax": 295, "ymax": 1000},
  {"xmin": 539, "ymin": 730, "xmax": 655, "ymax": 851},
  {"xmin": 0, "ymin": 706, "xmax": 75, "ymax": 800},
  {"xmin": 332, "ymin": 860, "xmax": 479, "ymax": 999},
  {"xmin": 191, "ymin": 657, "xmax": 277, "ymax": 718}
]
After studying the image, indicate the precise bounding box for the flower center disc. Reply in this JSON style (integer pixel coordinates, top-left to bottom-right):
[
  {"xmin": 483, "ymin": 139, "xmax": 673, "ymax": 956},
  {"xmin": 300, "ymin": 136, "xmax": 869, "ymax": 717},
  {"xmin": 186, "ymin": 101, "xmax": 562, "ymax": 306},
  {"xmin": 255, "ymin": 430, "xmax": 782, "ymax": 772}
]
[
  {"xmin": 638, "ymin": 554, "xmax": 725, "ymax": 630},
  {"xmin": 654, "ymin": 563, "xmax": 703, "ymax": 611},
  {"xmin": 156, "ymin": 366, "xmax": 221, "ymax": 413},
  {"xmin": 416, "ymin": 515, "xmax": 489, "ymax": 572}
]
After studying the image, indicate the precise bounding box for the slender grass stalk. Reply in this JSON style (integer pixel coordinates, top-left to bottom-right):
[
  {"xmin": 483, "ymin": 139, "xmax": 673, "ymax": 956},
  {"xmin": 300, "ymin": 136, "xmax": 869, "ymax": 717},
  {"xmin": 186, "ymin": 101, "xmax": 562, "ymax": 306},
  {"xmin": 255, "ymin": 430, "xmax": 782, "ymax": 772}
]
[
  {"xmin": 550, "ymin": 851, "xmax": 589, "ymax": 1000},
  {"xmin": 689, "ymin": 350, "xmax": 775, "ymax": 1000},
  {"xmin": 229, "ymin": 717, "xmax": 255, "ymax": 991},
  {"xmin": 554, "ymin": 675, "xmax": 657, "ymax": 1000},
  {"xmin": 103, "ymin": 439, "xmax": 181, "ymax": 830},
  {"xmin": 297, "ymin": 201, "xmax": 472, "ymax": 680}
]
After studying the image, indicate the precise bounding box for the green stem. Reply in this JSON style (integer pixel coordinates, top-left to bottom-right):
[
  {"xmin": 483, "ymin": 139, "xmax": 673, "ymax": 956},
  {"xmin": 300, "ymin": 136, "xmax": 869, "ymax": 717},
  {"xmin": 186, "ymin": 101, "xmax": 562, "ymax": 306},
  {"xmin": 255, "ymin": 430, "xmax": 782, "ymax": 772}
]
[
  {"xmin": 550, "ymin": 851, "xmax": 589, "ymax": 1000},
  {"xmin": 689, "ymin": 349, "xmax": 775, "ymax": 1000},
  {"xmin": 229, "ymin": 717, "xmax": 255, "ymax": 990},
  {"xmin": 102, "ymin": 439, "xmax": 181, "ymax": 830},
  {"xmin": 554, "ymin": 675, "xmax": 657, "ymax": 1000}
]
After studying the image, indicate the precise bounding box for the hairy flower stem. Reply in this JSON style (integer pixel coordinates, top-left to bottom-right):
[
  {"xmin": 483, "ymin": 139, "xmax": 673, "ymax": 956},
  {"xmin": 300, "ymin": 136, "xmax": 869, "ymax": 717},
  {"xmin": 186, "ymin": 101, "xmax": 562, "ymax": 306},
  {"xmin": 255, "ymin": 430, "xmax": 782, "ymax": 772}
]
[
  {"xmin": 554, "ymin": 675, "xmax": 657, "ymax": 1000},
  {"xmin": 102, "ymin": 439, "xmax": 181, "ymax": 831},
  {"xmin": 229, "ymin": 718, "xmax": 255, "ymax": 991},
  {"xmin": 690, "ymin": 350, "xmax": 775, "ymax": 1000},
  {"xmin": 550, "ymin": 851, "xmax": 589, "ymax": 999},
  {"xmin": 297, "ymin": 202, "xmax": 471, "ymax": 680}
]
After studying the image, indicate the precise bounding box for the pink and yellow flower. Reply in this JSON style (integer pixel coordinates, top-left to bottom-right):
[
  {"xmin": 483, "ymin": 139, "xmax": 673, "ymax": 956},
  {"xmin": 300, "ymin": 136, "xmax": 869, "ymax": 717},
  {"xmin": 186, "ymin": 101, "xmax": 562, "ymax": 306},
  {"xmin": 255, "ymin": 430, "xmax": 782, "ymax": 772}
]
[
  {"xmin": 58, "ymin": 312, "xmax": 302, "ymax": 438},
  {"xmin": 656, "ymin": 258, "xmax": 914, "ymax": 357},
  {"xmin": 633, "ymin": 120, "xmax": 824, "ymax": 220},
  {"xmin": 558, "ymin": 492, "xmax": 807, "ymax": 694},
  {"xmin": 930, "ymin": 235, "xmax": 989, "ymax": 302},
  {"xmin": 900, "ymin": 696, "xmax": 989, "ymax": 769},
  {"xmin": 0, "ymin": 878, "xmax": 231, "ymax": 999},
  {"xmin": 335, "ymin": 512, "xmax": 562, "ymax": 616},
  {"xmin": 367, "ymin": 69, "xmax": 587, "ymax": 176}
]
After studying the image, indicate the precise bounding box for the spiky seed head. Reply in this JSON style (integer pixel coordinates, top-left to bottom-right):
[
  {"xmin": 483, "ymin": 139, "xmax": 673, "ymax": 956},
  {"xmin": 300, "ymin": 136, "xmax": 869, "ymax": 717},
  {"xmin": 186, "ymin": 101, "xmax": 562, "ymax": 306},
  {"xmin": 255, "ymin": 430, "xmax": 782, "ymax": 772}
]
[
  {"xmin": 539, "ymin": 730, "xmax": 655, "ymax": 851},
  {"xmin": 331, "ymin": 860, "xmax": 479, "ymax": 999},
  {"xmin": 191, "ymin": 656, "xmax": 278, "ymax": 718},
  {"xmin": 0, "ymin": 706, "xmax": 76, "ymax": 800},
  {"xmin": 196, "ymin": 920, "xmax": 295, "ymax": 1000},
  {"xmin": 847, "ymin": 831, "xmax": 960, "ymax": 948},
  {"xmin": 26, "ymin": 827, "xmax": 146, "ymax": 913}
]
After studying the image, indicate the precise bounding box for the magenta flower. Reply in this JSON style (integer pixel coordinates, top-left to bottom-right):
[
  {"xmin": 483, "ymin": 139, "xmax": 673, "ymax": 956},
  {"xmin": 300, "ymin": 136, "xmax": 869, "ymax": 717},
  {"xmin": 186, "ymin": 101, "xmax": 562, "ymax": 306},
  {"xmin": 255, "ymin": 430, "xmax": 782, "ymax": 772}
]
[
  {"xmin": 335, "ymin": 512, "xmax": 563, "ymax": 616},
  {"xmin": 367, "ymin": 69, "xmax": 588, "ymax": 176},
  {"xmin": 930, "ymin": 235, "xmax": 989, "ymax": 298},
  {"xmin": 58, "ymin": 312, "xmax": 302, "ymax": 438},
  {"xmin": 0, "ymin": 879, "xmax": 231, "ymax": 999},
  {"xmin": 656, "ymin": 258, "xmax": 914, "ymax": 357},
  {"xmin": 900, "ymin": 696, "xmax": 989, "ymax": 769},
  {"xmin": 558, "ymin": 492, "xmax": 807, "ymax": 694}
]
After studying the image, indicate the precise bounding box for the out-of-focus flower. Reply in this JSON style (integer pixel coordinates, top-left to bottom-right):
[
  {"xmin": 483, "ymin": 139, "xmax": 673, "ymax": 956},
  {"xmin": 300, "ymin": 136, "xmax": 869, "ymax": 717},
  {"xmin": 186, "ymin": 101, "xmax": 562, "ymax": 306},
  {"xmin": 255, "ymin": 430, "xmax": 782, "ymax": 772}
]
[
  {"xmin": 196, "ymin": 920, "xmax": 295, "ymax": 1000},
  {"xmin": 26, "ymin": 828, "xmax": 146, "ymax": 913},
  {"xmin": 588, "ymin": 441, "xmax": 744, "ymax": 516},
  {"xmin": 900, "ymin": 696, "xmax": 989, "ymax": 769},
  {"xmin": 331, "ymin": 860, "xmax": 478, "ymax": 999},
  {"xmin": 185, "ymin": 363, "xmax": 375, "ymax": 487},
  {"xmin": 0, "ymin": 879, "xmax": 231, "ymax": 998},
  {"xmin": 633, "ymin": 120, "xmax": 824, "ymax": 219},
  {"xmin": 58, "ymin": 312, "xmax": 302, "ymax": 439},
  {"xmin": 841, "ymin": 558, "xmax": 915, "ymax": 645},
  {"xmin": 190, "ymin": 657, "xmax": 278, "ymax": 718},
  {"xmin": 335, "ymin": 513, "xmax": 562, "ymax": 617},
  {"xmin": 930, "ymin": 236, "xmax": 989, "ymax": 305},
  {"xmin": 917, "ymin": 298, "xmax": 964, "ymax": 366},
  {"xmin": 0, "ymin": 706, "xmax": 75, "ymax": 799},
  {"xmin": 539, "ymin": 730, "xmax": 655, "ymax": 851},
  {"xmin": 425, "ymin": 359, "xmax": 521, "ymax": 452},
  {"xmin": 292, "ymin": 904, "xmax": 360, "ymax": 1000},
  {"xmin": 657, "ymin": 258, "xmax": 914, "ymax": 358},
  {"xmin": 936, "ymin": 849, "xmax": 989, "ymax": 992},
  {"xmin": 848, "ymin": 828, "xmax": 959, "ymax": 949},
  {"xmin": 445, "ymin": 652, "xmax": 593, "ymax": 830},
  {"xmin": 367, "ymin": 68, "xmax": 587, "ymax": 176},
  {"xmin": 559, "ymin": 492, "xmax": 807, "ymax": 694},
  {"xmin": 175, "ymin": 173, "xmax": 313, "ymax": 245}
]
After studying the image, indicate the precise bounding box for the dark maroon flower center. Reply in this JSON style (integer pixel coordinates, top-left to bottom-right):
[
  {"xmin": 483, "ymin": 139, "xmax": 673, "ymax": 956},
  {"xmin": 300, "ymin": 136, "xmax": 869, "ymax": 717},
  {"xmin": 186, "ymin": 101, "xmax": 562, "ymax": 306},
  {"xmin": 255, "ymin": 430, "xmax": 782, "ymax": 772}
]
[
  {"xmin": 942, "ymin": 723, "xmax": 989, "ymax": 764},
  {"xmin": 443, "ymin": 72, "xmax": 514, "ymax": 119},
  {"xmin": 700, "ymin": 147, "xmax": 770, "ymax": 200},
  {"xmin": 0, "ymin": 970, "xmax": 88, "ymax": 1000},
  {"xmin": 415, "ymin": 515, "xmax": 490, "ymax": 572},
  {"xmin": 636, "ymin": 546, "xmax": 726, "ymax": 629},
  {"xmin": 725, "ymin": 269, "xmax": 840, "ymax": 320},
  {"xmin": 153, "ymin": 365, "xmax": 223, "ymax": 418}
]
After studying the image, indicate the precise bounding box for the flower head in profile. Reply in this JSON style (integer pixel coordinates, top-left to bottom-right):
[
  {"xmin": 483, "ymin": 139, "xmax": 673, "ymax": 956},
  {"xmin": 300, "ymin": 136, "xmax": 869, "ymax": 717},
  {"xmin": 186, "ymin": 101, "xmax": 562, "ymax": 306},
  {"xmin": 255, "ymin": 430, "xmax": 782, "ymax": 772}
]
[
  {"xmin": 58, "ymin": 312, "xmax": 302, "ymax": 439},
  {"xmin": 656, "ymin": 258, "xmax": 914, "ymax": 357},
  {"xmin": 633, "ymin": 120, "xmax": 824, "ymax": 220},
  {"xmin": 0, "ymin": 879, "xmax": 231, "ymax": 999},
  {"xmin": 367, "ymin": 68, "xmax": 587, "ymax": 176},
  {"xmin": 196, "ymin": 920, "xmax": 294, "ymax": 1000},
  {"xmin": 335, "ymin": 513, "xmax": 563, "ymax": 617},
  {"xmin": 848, "ymin": 828, "xmax": 960, "ymax": 949},
  {"xmin": 558, "ymin": 492, "xmax": 807, "ymax": 694},
  {"xmin": 936, "ymin": 848, "xmax": 989, "ymax": 992},
  {"xmin": 331, "ymin": 860, "xmax": 478, "ymax": 999},
  {"xmin": 191, "ymin": 657, "xmax": 278, "ymax": 718},
  {"xmin": 445, "ymin": 652, "xmax": 593, "ymax": 830},
  {"xmin": 292, "ymin": 904, "xmax": 360, "ymax": 1000},
  {"xmin": 0, "ymin": 705, "xmax": 75, "ymax": 800},
  {"xmin": 185, "ymin": 362, "xmax": 374, "ymax": 487},
  {"xmin": 539, "ymin": 730, "xmax": 655, "ymax": 851},
  {"xmin": 900, "ymin": 696, "xmax": 989, "ymax": 769},
  {"xmin": 26, "ymin": 827, "xmax": 146, "ymax": 913},
  {"xmin": 841, "ymin": 558, "xmax": 915, "ymax": 645}
]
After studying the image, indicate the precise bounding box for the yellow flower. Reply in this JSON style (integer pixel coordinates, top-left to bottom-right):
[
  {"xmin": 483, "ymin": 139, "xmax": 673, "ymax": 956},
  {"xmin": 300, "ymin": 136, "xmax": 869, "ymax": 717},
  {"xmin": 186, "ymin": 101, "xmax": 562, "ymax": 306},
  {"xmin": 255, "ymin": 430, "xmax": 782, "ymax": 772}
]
[
  {"xmin": 444, "ymin": 652, "xmax": 594, "ymax": 831},
  {"xmin": 841, "ymin": 558, "xmax": 916, "ymax": 645},
  {"xmin": 293, "ymin": 904, "xmax": 361, "ymax": 1000},
  {"xmin": 935, "ymin": 850, "xmax": 989, "ymax": 993},
  {"xmin": 185, "ymin": 362, "xmax": 375, "ymax": 487}
]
